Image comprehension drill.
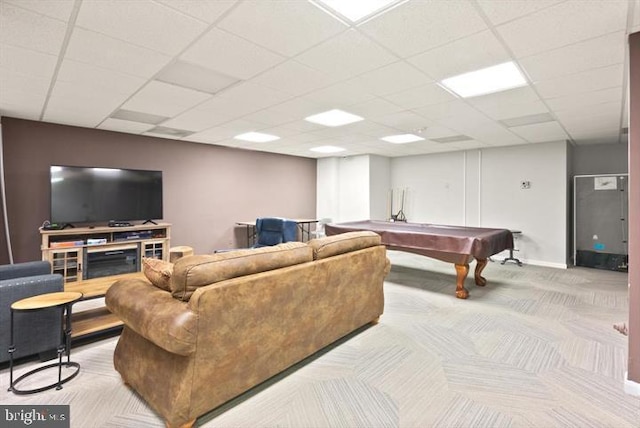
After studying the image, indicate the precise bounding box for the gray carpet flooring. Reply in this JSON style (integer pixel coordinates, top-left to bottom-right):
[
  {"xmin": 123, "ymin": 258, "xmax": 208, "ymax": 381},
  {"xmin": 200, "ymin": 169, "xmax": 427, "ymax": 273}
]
[{"xmin": 2, "ymin": 250, "xmax": 638, "ymax": 427}]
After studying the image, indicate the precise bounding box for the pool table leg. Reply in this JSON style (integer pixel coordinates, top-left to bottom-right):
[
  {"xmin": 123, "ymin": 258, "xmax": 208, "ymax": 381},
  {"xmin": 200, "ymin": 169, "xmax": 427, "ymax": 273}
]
[
  {"xmin": 475, "ymin": 258, "xmax": 488, "ymax": 286},
  {"xmin": 454, "ymin": 263, "xmax": 469, "ymax": 299}
]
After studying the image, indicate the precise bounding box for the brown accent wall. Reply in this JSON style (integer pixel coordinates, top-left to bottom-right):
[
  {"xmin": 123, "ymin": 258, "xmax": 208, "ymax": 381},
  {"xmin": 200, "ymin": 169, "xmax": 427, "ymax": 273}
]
[
  {"xmin": 0, "ymin": 118, "xmax": 316, "ymax": 264},
  {"xmin": 629, "ymin": 32, "xmax": 640, "ymax": 384}
]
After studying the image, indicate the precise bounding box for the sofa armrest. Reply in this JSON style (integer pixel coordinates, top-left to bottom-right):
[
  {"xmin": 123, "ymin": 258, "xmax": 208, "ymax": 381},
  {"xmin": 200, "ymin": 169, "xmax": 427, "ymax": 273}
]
[
  {"xmin": 0, "ymin": 261, "xmax": 51, "ymax": 280},
  {"xmin": 105, "ymin": 278, "xmax": 197, "ymax": 356}
]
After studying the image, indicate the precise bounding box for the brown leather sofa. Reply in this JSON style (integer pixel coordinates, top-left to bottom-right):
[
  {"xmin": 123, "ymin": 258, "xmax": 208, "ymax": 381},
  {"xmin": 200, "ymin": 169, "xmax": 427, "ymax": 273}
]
[{"xmin": 105, "ymin": 231, "xmax": 389, "ymax": 428}]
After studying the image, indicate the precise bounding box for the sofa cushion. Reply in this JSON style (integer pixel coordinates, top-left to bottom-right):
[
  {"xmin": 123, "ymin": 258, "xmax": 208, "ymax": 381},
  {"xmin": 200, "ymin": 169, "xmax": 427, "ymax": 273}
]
[
  {"xmin": 142, "ymin": 257, "xmax": 173, "ymax": 291},
  {"xmin": 307, "ymin": 231, "xmax": 381, "ymax": 260},
  {"xmin": 170, "ymin": 242, "xmax": 313, "ymax": 301}
]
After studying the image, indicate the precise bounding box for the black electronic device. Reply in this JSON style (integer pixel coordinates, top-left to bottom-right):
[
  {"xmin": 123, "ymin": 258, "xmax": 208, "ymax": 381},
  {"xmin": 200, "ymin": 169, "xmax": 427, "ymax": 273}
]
[{"xmin": 50, "ymin": 166, "xmax": 163, "ymax": 226}]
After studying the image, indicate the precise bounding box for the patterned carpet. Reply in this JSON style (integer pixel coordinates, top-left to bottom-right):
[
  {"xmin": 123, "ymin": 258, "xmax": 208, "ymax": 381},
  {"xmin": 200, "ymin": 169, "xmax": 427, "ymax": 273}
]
[{"xmin": 2, "ymin": 250, "xmax": 638, "ymax": 428}]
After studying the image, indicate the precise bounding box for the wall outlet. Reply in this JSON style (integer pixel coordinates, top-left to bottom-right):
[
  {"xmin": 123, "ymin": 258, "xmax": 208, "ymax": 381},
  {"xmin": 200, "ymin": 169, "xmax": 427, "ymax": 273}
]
[{"xmin": 521, "ymin": 180, "xmax": 531, "ymax": 189}]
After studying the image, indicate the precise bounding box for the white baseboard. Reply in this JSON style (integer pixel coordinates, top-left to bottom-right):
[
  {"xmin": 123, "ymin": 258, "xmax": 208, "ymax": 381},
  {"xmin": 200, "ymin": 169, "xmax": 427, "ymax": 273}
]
[{"xmin": 624, "ymin": 373, "xmax": 640, "ymax": 396}]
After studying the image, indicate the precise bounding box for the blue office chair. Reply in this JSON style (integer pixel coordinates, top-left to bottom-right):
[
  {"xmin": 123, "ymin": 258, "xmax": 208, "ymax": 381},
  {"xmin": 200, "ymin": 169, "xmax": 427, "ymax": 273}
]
[{"xmin": 254, "ymin": 217, "xmax": 298, "ymax": 248}]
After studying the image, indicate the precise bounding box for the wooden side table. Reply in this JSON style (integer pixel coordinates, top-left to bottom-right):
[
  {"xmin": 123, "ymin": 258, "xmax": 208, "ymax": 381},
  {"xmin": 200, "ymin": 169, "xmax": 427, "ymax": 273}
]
[{"xmin": 8, "ymin": 291, "xmax": 83, "ymax": 394}]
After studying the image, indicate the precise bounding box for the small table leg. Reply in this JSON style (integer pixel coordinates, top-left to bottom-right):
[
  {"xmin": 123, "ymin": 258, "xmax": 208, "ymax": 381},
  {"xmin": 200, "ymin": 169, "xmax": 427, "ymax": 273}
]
[
  {"xmin": 8, "ymin": 310, "xmax": 15, "ymax": 392},
  {"xmin": 475, "ymin": 258, "xmax": 488, "ymax": 286},
  {"xmin": 454, "ymin": 263, "xmax": 469, "ymax": 299}
]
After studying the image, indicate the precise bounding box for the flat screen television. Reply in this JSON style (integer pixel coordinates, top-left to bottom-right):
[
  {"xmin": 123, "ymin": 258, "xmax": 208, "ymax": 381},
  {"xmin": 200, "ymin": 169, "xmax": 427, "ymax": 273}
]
[{"xmin": 50, "ymin": 165, "xmax": 163, "ymax": 226}]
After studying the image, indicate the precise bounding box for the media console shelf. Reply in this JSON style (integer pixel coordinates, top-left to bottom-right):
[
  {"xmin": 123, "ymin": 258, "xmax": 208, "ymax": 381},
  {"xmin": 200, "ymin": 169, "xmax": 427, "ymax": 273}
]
[{"xmin": 40, "ymin": 223, "xmax": 171, "ymax": 338}]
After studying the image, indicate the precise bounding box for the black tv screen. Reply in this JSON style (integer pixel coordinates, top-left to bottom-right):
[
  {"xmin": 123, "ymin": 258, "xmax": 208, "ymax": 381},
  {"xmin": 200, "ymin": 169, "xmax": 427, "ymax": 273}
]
[{"xmin": 50, "ymin": 165, "xmax": 163, "ymax": 225}]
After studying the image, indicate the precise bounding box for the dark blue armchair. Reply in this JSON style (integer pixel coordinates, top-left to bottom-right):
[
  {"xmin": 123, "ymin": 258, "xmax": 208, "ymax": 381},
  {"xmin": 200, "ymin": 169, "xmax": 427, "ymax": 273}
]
[
  {"xmin": 254, "ymin": 217, "xmax": 298, "ymax": 248},
  {"xmin": 0, "ymin": 261, "xmax": 64, "ymax": 363}
]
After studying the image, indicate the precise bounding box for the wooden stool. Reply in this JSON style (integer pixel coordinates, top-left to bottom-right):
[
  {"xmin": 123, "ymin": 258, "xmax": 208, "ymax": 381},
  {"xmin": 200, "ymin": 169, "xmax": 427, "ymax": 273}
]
[{"xmin": 169, "ymin": 246, "xmax": 194, "ymax": 263}]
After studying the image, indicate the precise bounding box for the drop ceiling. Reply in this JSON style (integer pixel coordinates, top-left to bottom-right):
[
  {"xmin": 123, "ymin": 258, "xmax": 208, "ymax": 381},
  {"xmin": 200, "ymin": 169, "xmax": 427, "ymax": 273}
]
[{"xmin": 1, "ymin": 0, "xmax": 638, "ymax": 158}]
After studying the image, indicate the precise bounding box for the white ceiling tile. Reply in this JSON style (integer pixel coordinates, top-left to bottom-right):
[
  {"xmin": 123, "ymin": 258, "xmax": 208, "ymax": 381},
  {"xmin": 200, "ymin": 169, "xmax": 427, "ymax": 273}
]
[
  {"xmin": 76, "ymin": 0, "xmax": 207, "ymax": 55},
  {"xmin": 251, "ymin": 60, "xmax": 336, "ymax": 97},
  {"xmin": 546, "ymin": 87, "xmax": 623, "ymax": 112},
  {"xmin": 519, "ymin": 31, "xmax": 626, "ymax": 82},
  {"xmin": 65, "ymin": 28, "xmax": 172, "ymax": 78},
  {"xmin": 276, "ymin": 120, "xmax": 325, "ymax": 133},
  {"xmin": 0, "ymin": 69, "xmax": 50, "ymax": 107},
  {"xmin": 346, "ymin": 98, "xmax": 404, "ymax": 118},
  {"xmin": 476, "ymin": 0, "xmax": 565, "ymax": 25},
  {"xmin": 351, "ymin": 61, "xmax": 431, "ymax": 97},
  {"xmin": 97, "ymin": 118, "xmax": 155, "ymax": 134},
  {"xmin": 413, "ymin": 100, "xmax": 481, "ymax": 121},
  {"xmin": 42, "ymin": 108, "xmax": 107, "ymax": 128},
  {"xmin": 269, "ymin": 96, "xmax": 328, "ymax": 119},
  {"xmin": 4, "ymin": 0, "xmax": 75, "ymax": 22},
  {"xmin": 233, "ymin": 109, "xmax": 294, "ymax": 127},
  {"xmin": 508, "ymin": 121, "xmax": 569, "ymax": 143},
  {"xmin": 408, "ymin": 30, "xmax": 511, "ymax": 81},
  {"xmin": 360, "ymin": 0, "xmax": 487, "ymax": 58},
  {"xmin": 295, "ymin": 29, "xmax": 397, "ymax": 80},
  {"xmin": 496, "ymin": 0, "xmax": 628, "ymax": 58},
  {"xmin": 633, "ymin": 0, "xmax": 640, "ymax": 32},
  {"xmin": 188, "ymin": 127, "xmax": 240, "ymax": 143},
  {"xmin": 415, "ymin": 125, "xmax": 459, "ymax": 140},
  {"xmin": 445, "ymin": 140, "xmax": 488, "ymax": 150},
  {"xmin": 48, "ymin": 80, "xmax": 130, "ymax": 110},
  {"xmin": 554, "ymin": 101, "xmax": 622, "ymax": 123},
  {"xmin": 465, "ymin": 122, "xmax": 528, "ymax": 146},
  {"xmin": 213, "ymin": 81, "xmax": 293, "ymax": 113},
  {"xmin": 161, "ymin": 108, "xmax": 236, "ymax": 132},
  {"xmin": 370, "ymin": 111, "xmax": 430, "ymax": 131},
  {"xmin": 44, "ymin": 89, "xmax": 126, "ymax": 127},
  {"xmin": 181, "ymin": 28, "xmax": 286, "ymax": 80},
  {"xmin": 56, "ymin": 59, "xmax": 146, "ymax": 95},
  {"xmin": 153, "ymin": 0, "xmax": 238, "ymax": 24},
  {"xmin": 302, "ymin": 81, "xmax": 376, "ymax": 107},
  {"xmin": 217, "ymin": 0, "xmax": 346, "ymax": 57},
  {"xmin": 0, "ymin": 2, "xmax": 67, "ymax": 54},
  {"xmin": 473, "ymin": 100, "xmax": 549, "ymax": 121},
  {"xmin": 382, "ymin": 82, "xmax": 457, "ymax": 110},
  {"xmin": 0, "ymin": 43, "xmax": 57, "ymax": 79},
  {"xmin": 534, "ymin": 64, "xmax": 624, "ymax": 99},
  {"xmin": 466, "ymin": 86, "xmax": 541, "ymax": 107},
  {"xmin": 0, "ymin": 101, "xmax": 41, "ymax": 120},
  {"xmin": 121, "ymin": 80, "xmax": 211, "ymax": 117},
  {"xmin": 276, "ymin": 132, "xmax": 326, "ymax": 144}
]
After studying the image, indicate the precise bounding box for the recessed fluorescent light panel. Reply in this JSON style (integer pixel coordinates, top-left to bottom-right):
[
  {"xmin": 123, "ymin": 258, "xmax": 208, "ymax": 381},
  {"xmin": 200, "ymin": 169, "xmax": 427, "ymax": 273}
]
[
  {"xmin": 381, "ymin": 134, "xmax": 425, "ymax": 144},
  {"xmin": 147, "ymin": 126, "xmax": 194, "ymax": 138},
  {"xmin": 304, "ymin": 109, "xmax": 364, "ymax": 127},
  {"xmin": 499, "ymin": 112, "xmax": 555, "ymax": 128},
  {"xmin": 110, "ymin": 109, "xmax": 169, "ymax": 125},
  {"xmin": 156, "ymin": 60, "xmax": 239, "ymax": 94},
  {"xmin": 310, "ymin": 145, "xmax": 346, "ymax": 153},
  {"xmin": 439, "ymin": 62, "xmax": 527, "ymax": 98},
  {"xmin": 234, "ymin": 132, "xmax": 280, "ymax": 143},
  {"xmin": 310, "ymin": 0, "xmax": 406, "ymax": 24}
]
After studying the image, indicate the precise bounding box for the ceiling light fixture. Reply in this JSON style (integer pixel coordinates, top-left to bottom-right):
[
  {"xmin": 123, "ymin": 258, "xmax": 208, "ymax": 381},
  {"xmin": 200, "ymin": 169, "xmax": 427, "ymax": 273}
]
[
  {"xmin": 304, "ymin": 109, "xmax": 364, "ymax": 127},
  {"xmin": 439, "ymin": 61, "xmax": 527, "ymax": 98},
  {"xmin": 234, "ymin": 132, "xmax": 280, "ymax": 143},
  {"xmin": 381, "ymin": 134, "xmax": 425, "ymax": 144},
  {"xmin": 310, "ymin": 145, "xmax": 346, "ymax": 153}
]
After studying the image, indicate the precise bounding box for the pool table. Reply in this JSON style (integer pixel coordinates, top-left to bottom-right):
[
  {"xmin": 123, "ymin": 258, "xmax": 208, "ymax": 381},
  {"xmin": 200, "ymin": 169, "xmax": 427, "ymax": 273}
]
[{"xmin": 325, "ymin": 220, "xmax": 514, "ymax": 299}]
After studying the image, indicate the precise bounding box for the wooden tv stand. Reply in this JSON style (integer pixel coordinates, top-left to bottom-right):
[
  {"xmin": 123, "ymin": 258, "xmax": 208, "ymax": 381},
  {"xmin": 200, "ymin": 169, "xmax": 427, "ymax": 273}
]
[{"xmin": 40, "ymin": 223, "xmax": 171, "ymax": 338}]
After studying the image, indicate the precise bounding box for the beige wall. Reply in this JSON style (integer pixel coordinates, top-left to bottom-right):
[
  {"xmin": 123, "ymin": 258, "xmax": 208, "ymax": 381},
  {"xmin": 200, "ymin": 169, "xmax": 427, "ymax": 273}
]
[{"xmin": 0, "ymin": 118, "xmax": 316, "ymax": 263}]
